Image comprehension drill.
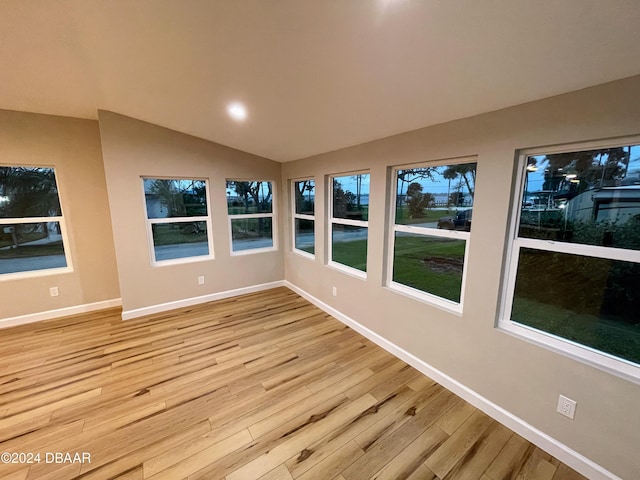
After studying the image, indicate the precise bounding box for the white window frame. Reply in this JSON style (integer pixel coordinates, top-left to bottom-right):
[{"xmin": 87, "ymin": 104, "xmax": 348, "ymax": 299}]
[
  {"xmin": 227, "ymin": 180, "xmax": 277, "ymax": 256},
  {"xmin": 328, "ymin": 171, "xmax": 370, "ymax": 278},
  {"xmin": 499, "ymin": 136, "xmax": 640, "ymax": 383},
  {"xmin": 291, "ymin": 178, "xmax": 315, "ymax": 259},
  {"xmin": 0, "ymin": 165, "xmax": 73, "ymax": 281},
  {"xmin": 142, "ymin": 177, "xmax": 214, "ymax": 267},
  {"xmin": 386, "ymin": 158, "xmax": 476, "ymax": 314}
]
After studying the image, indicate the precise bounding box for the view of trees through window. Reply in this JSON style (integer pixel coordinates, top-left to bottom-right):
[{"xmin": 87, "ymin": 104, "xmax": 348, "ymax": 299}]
[
  {"xmin": 390, "ymin": 162, "xmax": 476, "ymax": 304},
  {"xmin": 330, "ymin": 174, "xmax": 369, "ymax": 272},
  {"xmin": 226, "ymin": 181, "xmax": 274, "ymax": 252},
  {"xmin": 520, "ymin": 146, "xmax": 640, "ymax": 249},
  {"xmin": 509, "ymin": 143, "xmax": 640, "ymax": 366},
  {"xmin": 0, "ymin": 166, "xmax": 68, "ymax": 275},
  {"xmin": 293, "ymin": 179, "xmax": 315, "ymax": 255},
  {"xmin": 143, "ymin": 178, "xmax": 210, "ymax": 262}
]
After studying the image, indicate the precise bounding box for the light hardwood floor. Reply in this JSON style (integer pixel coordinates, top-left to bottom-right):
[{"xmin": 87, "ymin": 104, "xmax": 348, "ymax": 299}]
[{"xmin": 0, "ymin": 287, "xmax": 588, "ymax": 480}]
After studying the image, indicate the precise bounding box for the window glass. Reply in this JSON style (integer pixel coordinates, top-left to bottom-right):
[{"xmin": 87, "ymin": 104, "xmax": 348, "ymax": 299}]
[
  {"xmin": 227, "ymin": 180, "xmax": 275, "ymax": 254},
  {"xmin": 294, "ymin": 218, "xmax": 314, "ymax": 254},
  {"xmin": 142, "ymin": 177, "xmax": 211, "ymax": 264},
  {"xmin": 512, "ymin": 248, "xmax": 640, "ymax": 364},
  {"xmin": 395, "ymin": 163, "xmax": 476, "ymax": 229},
  {"xmin": 333, "ymin": 174, "xmax": 369, "ymax": 221},
  {"xmin": 389, "ymin": 160, "xmax": 475, "ymax": 306},
  {"xmin": 392, "ymin": 233, "xmax": 465, "ymax": 303},
  {"xmin": 226, "ymin": 181, "xmax": 273, "ymax": 214},
  {"xmin": 519, "ymin": 145, "xmax": 640, "ymax": 250},
  {"xmin": 294, "ymin": 180, "xmax": 315, "ymax": 215},
  {"xmin": 0, "ymin": 222, "xmax": 67, "ymax": 274},
  {"xmin": 0, "ymin": 167, "xmax": 61, "ymax": 218},
  {"xmin": 143, "ymin": 179, "xmax": 207, "ymax": 218},
  {"xmin": 151, "ymin": 222, "xmax": 209, "ymax": 261},
  {"xmin": 231, "ymin": 218, "xmax": 274, "ymax": 252},
  {"xmin": 331, "ymin": 224, "xmax": 368, "ymax": 272},
  {"xmin": 0, "ymin": 166, "xmax": 69, "ymax": 277},
  {"xmin": 503, "ymin": 141, "xmax": 640, "ymax": 375}
]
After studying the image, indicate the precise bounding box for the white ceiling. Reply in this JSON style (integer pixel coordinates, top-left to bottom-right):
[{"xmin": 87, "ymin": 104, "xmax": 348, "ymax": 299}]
[{"xmin": 1, "ymin": 0, "xmax": 640, "ymax": 162}]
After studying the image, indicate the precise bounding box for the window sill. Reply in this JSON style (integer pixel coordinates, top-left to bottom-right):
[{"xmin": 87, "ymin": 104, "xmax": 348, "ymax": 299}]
[
  {"xmin": 231, "ymin": 246, "xmax": 277, "ymax": 256},
  {"xmin": 498, "ymin": 319, "xmax": 640, "ymax": 385},
  {"xmin": 0, "ymin": 266, "xmax": 73, "ymax": 282},
  {"xmin": 292, "ymin": 249, "xmax": 315, "ymax": 260},
  {"xmin": 328, "ymin": 261, "xmax": 367, "ymax": 280},
  {"xmin": 151, "ymin": 254, "xmax": 214, "ymax": 267},
  {"xmin": 386, "ymin": 282, "xmax": 463, "ymax": 316}
]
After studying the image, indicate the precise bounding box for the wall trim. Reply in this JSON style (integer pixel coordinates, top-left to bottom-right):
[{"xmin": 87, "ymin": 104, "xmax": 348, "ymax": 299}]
[
  {"xmin": 121, "ymin": 281, "xmax": 285, "ymax": 320},
  {"xmin": 0, "ymin": 298, "xmax": 122, "ymax": 329},
  {"xmin": 284, "ymin": 281, "xmax": 621, "ymax": 480}
]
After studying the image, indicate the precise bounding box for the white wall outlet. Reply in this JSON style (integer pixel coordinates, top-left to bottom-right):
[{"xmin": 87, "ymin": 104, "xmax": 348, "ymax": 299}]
[
  {"xmin": 49, "ymin": 286, "xmax": 59, "ymax": 297},
  {"xmin": 198, "ymin": 276, "xmax": 205, "ymax": 285},
  {"xmin": 332, "ymin": 287, "xmax": 337, "ymax": 297},
  {"xmin": 557, "ymin": 394, "xmax": 577, "ymax": 419}
]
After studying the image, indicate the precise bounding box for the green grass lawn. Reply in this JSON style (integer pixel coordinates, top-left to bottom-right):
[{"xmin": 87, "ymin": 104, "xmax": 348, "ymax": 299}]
[
  {"xmin": 332, "ymin": 239, "xmax": 368, "ymax": 272},
  {"xmin": 392, "ymin": 235, "xmax": 465, "ymax": 302},
  {"xmin": 152, "ymin": 223, "xmax": 208, "ymax": 246},
  {"xmin": 329, "ymin": 234, "xmax": 465, "ymax": 302}
]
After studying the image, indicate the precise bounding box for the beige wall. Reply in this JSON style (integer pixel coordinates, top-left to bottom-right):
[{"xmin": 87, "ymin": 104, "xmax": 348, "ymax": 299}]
[
  {"xmin": 281, "ymin": 76, "xmax": 640, "ymax": 479},
  {"xmin": 98, "ymin": 111, "xmax": 284, "ymax": 313},
  {"xmin": 0, "ymin": 109, "xmax": 120, "ymax": 319}
]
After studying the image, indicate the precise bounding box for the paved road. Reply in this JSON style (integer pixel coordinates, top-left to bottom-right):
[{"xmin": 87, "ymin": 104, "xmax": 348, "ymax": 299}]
[
  {"xmin": 0, "ymin": 234, "xmax": 67, "ymax": 274},
  {"xmin": 0, "ymin": 254, "xmax": 67, "ymax": 274},
  {"xmin": 154, "ymin": 242, "xmax": 210, "ymax": 261},
  {"xmin": 0, "ymin": 228, "xmax": 382, "ymax": 273}
]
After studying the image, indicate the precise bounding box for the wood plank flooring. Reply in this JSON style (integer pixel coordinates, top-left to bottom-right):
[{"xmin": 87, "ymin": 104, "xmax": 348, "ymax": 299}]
[{"xmin": 0, "ymin": 287, "xmax": 588, "ymax": 480}]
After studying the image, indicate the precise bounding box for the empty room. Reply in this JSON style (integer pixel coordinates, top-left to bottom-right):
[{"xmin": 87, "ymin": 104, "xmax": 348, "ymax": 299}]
[{"xmin": 1, "ymin": 1, "xmax": 639, "ymax": 479}]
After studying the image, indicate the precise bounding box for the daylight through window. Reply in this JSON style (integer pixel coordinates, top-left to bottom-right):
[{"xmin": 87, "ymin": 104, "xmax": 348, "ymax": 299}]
[
  {"xmin": 388, "ymin": 160, "xmax": 477, "ymax": 307},
  {"xmin": 143, "ymin": 178, "xmax": 212, "ymax": 264},
  {"xmin": 292, "ymin": 179, "xmax": 315, "ymax": 257},
  {"xmin": 329, "ymin": 173, "xmax": 370, "ymax": 274},
  {"xmin": 226, "ymin": 180, "xmax": 276, "ymax": 254},
  {"xmin": 0, "ymin": 166, "xmax": 71, "ymax": 278},
  {"xmin": 502, "ymin": 141, "xmax": 640, "ymax": 377}
]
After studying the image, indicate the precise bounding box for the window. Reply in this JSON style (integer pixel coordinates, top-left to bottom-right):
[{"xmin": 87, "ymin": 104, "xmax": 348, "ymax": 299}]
[
  {"xmin": 226, "ymin": 180, "xmax": 276, "ymax": 254},
  {"xmin": 143, "ymin": 178, "xmax": 212, "ymax": 264},
  {"xmin": 388, "ymin": 160, "xmax": 477, "ymax": 309},
  {"xmin": 329, "ymin": 173, "xmax": 369, "ymax": 275},
  {"xmin": 0, "ymin": 166, "xmax": 71, "ymax": 278},
  {"xmin": 292, "ymin": 179, "xmax": 315, "ymax": 257},
  {"xmin": 501, "ymin": 140, "xmax": 640, "ymax": 379}
]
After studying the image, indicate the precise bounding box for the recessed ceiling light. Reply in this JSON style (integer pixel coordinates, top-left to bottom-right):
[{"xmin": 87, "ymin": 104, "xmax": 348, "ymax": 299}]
[{"xmin": 227, "ymin": 102, "xmax": 247, "ymax": 122}]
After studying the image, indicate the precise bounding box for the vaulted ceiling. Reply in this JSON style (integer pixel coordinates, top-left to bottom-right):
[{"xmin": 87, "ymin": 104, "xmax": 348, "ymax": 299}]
[{"xmin": 1, "ymin": 0, "xmax": 639, "ymax": 161}]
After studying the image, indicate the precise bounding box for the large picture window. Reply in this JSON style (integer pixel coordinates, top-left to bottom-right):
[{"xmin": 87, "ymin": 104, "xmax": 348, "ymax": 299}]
[
  {"xmin": 0, "ymin": 166, "xmax": 71, "ymax": 278},
  {"xmin": 143, "ymin": 178, "xmax": 212, "ymax": 264},
  {"xmin": 502, "ymin": 140, "xmax": 640, "ymax": 379},
  {"xmin": 388, "ymin": 160, "xmax": 477, "ymax": 308},
  {"xmin": 329, "ymin": 173, "xmax": 369, "ymax": 274},
  {"xmin": 292, "ymin": 179, "xmax": 315, "ymax": 257},
  {"xmin": 226, "ymin": 181, "xmax": 276, "ymax": 254}
]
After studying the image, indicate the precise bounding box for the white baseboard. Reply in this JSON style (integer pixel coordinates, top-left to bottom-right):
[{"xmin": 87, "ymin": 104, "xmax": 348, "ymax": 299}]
[
  {"xmin": 0, "ymin": 298, "xmax": 122, "ymax": 329},
  {"xmin": 284, "ymin": 281, "xmax": 620, "ymax": 480},
  {"xmin": 121, "ymin": 281, "xmax": 285, "ymax": 320}
]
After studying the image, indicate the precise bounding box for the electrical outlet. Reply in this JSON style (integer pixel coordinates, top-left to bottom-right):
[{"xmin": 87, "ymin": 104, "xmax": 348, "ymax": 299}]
[
  {"xmin": 557, "ymin": 395, "xmax": 577, "ymax": 419},
  {"xmin": 198, "ymin": 276, "xmax": 205, "ymax": 285},
  {"xmin": 332, "ymin": 287, "xmax": 337, "ymax": 297},
  {"xmin": 49, "ymin": 286, "xmax": 59, "ymax": 297}
]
